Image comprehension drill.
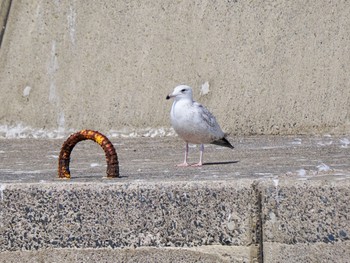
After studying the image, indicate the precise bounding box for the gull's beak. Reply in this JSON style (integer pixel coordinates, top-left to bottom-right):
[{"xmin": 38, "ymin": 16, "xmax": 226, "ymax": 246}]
[{"xmin": 166, "ymin": 93, "xmax": 173, "ymax": 100}]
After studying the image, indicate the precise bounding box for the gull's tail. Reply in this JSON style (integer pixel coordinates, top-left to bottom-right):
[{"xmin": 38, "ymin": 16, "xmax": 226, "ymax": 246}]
[{"xmin": 211, "ymin": 137, "xmax": 234, "ymax": 149}]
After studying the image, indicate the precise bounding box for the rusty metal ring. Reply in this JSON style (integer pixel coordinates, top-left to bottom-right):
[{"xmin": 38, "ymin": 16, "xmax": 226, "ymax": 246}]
[{"xmin": 58, "ymin": 130, "xmax": 119, "ymax": 179}]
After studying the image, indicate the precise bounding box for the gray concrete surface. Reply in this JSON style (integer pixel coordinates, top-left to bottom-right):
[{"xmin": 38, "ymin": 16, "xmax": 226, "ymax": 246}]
[
  {"xmin": 0, "ymin": 246, "xmax": 258, "ymax": 263},
  {"xmin": 0, "ymin": 0, "xmax": 12, "ymax": 47},
  {"xmin": 0, "ymin": 135, "xmax": 349, "ymax": 262},
  {"xmin": 1, "ymin": 0, "xmax": 350, "ymax": 261},
  {"xmin": 0, "ymin": 1, "xmax": 350, "ymax": 135},
  {"xmin": 1, "ymin": 135, "xmax": 350, "ymax": 182},
  {"xmin": 263, "ymin": 241, "xmax": 350, "ymax": 263}
]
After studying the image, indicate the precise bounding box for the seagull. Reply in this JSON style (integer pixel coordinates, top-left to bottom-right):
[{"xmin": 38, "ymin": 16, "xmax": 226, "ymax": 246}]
[{"xmin": 166, "ymin": 85, "xmax": 234, "ymax": 167}]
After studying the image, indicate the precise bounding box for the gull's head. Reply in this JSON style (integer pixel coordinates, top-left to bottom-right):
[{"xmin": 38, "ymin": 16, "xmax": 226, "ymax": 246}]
[{"xmin": 166, "ymin": 85, "xmax": 193, "ymax": 101}]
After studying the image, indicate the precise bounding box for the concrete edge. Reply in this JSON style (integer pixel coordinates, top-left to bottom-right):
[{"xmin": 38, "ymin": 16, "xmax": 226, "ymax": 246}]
[
  {"xmin": 1, "ymin": 176, "xmax": 349, "ymax": 262},
  {"xmin": 0, "ymin": 245, "xmax": 259, "ymax": 263},
  {"xmin": 263, "ymin": 241, "xmax": 350, "ymax": 263},
  {"xmin": 0, "ymin": 0, "xmax": 12, "ymax": 47}
]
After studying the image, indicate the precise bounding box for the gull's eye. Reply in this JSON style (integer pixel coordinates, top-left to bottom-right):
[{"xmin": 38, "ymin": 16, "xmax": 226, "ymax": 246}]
[{"xmin": 181, "ymin": 89, "xmax": 187, "ymax": 92}]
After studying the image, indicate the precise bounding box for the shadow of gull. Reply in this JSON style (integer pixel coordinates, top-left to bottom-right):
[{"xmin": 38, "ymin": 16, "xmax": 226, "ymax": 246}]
[{"xmin": 203, "ymin": 160, "xmax": 239, "ymax": 166}]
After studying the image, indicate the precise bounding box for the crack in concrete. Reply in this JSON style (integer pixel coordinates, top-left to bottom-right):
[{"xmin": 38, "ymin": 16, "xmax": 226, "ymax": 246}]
[{"xmin": 252, "ymin": 181, "xmax": 264, "ymax": 263}]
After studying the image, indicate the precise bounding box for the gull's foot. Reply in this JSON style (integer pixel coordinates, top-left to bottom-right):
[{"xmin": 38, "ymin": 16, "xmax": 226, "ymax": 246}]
[{"xmin": 176, "ymin": 162, "xmax": 190, "ymax": 167}]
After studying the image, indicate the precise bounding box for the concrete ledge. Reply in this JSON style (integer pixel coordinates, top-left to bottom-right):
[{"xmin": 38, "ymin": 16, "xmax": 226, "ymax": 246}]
[
  {"xmin": 0, "ymin": 136, "xmax": 349, "ymax": 262},
  {"xmin": 0, "ymin": 181, "xmax": 259, "ymax": 251},
  {"xmin": 264, "ymin": 241, "xmax": 350, "ymax": 263},
  {"xmin": 260, "ymin": 179, "xmax": 350, "ymax": 244},
  {"xmin": 1, "ymin": 179, "xmax": 350, "ymax": 262},
  {"xmin": 0, "ymin": 246, "xmax": 259, "ymax": 263}
]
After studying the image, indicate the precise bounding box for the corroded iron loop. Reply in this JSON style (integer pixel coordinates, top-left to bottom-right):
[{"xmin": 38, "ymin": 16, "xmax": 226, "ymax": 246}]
[{"xmin": 58, "ymin": 130, "xmax": 119, "ymax": 179}]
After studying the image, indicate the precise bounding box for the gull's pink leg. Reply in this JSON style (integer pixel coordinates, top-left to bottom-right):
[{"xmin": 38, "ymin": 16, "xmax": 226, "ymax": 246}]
[
  {"xmin": 192, "ymin": 144, "xmax": 204, "ymax": 167},
  {"xmin": 177, "ymin": 142, "xmax": 190, "ymax": 167}
]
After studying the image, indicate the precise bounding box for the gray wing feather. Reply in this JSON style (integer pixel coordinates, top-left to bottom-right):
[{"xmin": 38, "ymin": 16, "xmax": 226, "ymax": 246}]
[{"xmin": 194, "ymin": 102, "xmax": 218, "ymax": 128}]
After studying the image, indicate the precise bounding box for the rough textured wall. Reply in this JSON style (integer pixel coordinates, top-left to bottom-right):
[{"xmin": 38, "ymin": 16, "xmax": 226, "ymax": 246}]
[{"xmin": 0, "ymin": 0, "xmax": 349, "ymax": 135}]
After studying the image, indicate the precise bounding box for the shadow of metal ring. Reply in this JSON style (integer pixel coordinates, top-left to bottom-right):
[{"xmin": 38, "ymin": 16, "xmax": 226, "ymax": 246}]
[{"xmin": 58, "ymin": 130, "xmax": 119, "ymax": 179}]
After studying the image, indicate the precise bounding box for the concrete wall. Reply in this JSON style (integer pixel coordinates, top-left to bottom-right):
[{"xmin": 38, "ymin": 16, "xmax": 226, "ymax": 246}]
[{"xmin": 0, "ymin": 0, "xmax": 349, "ymax": 135}]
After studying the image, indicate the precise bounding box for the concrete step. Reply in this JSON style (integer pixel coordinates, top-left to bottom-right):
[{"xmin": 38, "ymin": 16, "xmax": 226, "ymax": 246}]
[{"xmin": 0, "ymin": 136, "xmax": 349, "ymax": 262}]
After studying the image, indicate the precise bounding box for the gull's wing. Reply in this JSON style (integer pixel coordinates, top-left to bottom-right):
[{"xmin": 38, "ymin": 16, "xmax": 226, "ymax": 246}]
[
  {"xmin": 193, "ymin": 102, "xmax": 234, "ymax": 148},
  {"xmin": 193, "ymin": 102, "xmax": 219, "ymax": 129}
]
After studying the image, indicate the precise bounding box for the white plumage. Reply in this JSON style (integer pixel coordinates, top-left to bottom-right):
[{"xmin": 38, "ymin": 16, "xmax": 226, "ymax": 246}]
[{"xmin": 166, "ymin": 85, "xmax": 234, "ymax": 166}]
